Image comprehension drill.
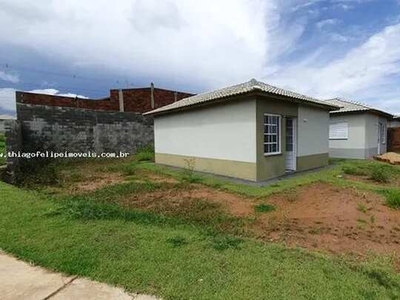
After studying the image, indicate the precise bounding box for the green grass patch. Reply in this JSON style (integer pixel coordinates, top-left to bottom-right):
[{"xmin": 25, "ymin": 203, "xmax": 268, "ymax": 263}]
[
  {"xmin": 1, "ymin": 182, "xmax": 400, "ymax": 299},
  {"xmin": 254, "ymin": 203, "xmax": 276, "ymax": 213},
  {"xmin": 135, "ymin": 145, "xmax": 155, "ymax": 162},
  {"xmin": 383, "ymin": 190, "xmax": 400, "ymax": 210},
  {"xmin": 369, "ymin": 165, "xmax": 391, "ymax": 183}
]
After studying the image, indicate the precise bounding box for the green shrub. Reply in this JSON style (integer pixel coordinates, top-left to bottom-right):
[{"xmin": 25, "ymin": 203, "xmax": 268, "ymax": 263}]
[
  {"xmin": 342, "ymin": 166, "xmax": 368, "ymax": 176},
  {"xmin": 254, "ymin": 203, "xmax": 276, "ymax": 213},
  {"xmin": 370, "ymin": 166, "xmax": 391, "ymax": 183},
  {"xmin": 384, "ymin": 190, "xmax": 400, "ymax": 210}
]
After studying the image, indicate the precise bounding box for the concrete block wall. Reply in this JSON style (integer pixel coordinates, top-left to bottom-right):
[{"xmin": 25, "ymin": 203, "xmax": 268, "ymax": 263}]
[
  {"xmin": 3, "ymin": 120, "xmax": 22, "ymax": 183},
  {"xmin": 17, "ymin": 103, "xmax": 154, "ymax": 154}
]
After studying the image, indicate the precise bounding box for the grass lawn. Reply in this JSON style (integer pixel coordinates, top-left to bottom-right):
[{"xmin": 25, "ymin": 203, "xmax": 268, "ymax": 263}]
[
  {"xmin": 0, "ymin": 134, "xmax": 5, "ymax": 165},
  {"xmin": 1, "ymin": 156, "xmax": 400, "ymax": 299}
]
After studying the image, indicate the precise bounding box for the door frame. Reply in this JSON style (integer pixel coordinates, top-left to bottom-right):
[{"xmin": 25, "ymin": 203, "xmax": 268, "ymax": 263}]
[{"xmin": 285, "ymin": 117, "xmax": 297, "ymax": 171}]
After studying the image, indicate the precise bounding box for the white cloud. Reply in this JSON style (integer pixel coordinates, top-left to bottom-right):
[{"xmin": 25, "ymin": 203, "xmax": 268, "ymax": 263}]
[
  {"xmin": 316, "ymin": 18, "xmax": 341, "ymax": 30},
  {"xmin": 28, "ymin": 89, "xmax": 88, "ymax": 99},
  {"xmin": 0, "ymin": 0, "xmax": 272, "ymax": 88},
  {"xmin": 264, "ymin": 22, "xmax": 400, "ymax": 113},
  {"xmin": 0, "ymin": 71, "xmax": 19, "ymax": 83},
  {"xmin": 0, "ymin": 0, "xmax": 399, "ymax": 114}
]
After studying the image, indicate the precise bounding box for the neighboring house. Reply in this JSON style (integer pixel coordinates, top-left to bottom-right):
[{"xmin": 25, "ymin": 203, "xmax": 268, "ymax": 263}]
[
  {"xmin": 0, "ymin": 115, "xmax": 16, "ymax": 134},
  {"xmin": 389, "ymin": 115, "xmax": 400, "ymax": 128},
  {"xmin": 145, "ymin": 79, "xmax": 338, "ymax": 182},
  {"xmin": 324, "ymin": 98, "xmax": 393, "ymax": 159}
]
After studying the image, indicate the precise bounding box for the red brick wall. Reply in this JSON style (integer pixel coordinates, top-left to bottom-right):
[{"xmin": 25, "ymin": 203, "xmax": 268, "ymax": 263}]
[
  {"xmin": 388, "ymin": 128, "xmax": 400, "ymax": 153},
  {"xmin": 16, "ymin": 87, "xmax": 194, "ymax": 114}
]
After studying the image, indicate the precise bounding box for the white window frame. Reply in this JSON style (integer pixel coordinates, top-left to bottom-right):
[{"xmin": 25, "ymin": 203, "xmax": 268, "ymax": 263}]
[
  {"xmin": 263, "ymin": 113, "xmax": 281, "ymax": 156},
  {"xmin": 329, "ymin": 122, "xmax": 349, "ymax": 140}
]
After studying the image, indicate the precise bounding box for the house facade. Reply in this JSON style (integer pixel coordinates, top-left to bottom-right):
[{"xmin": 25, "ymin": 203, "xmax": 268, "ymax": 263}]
[
  {"xmin": 145, "ymin": 79, "xmax": 337, "ymax": 181},
  {"xmin": 325, "ymin": 98, "xmax": 392, "ymax": 159}
]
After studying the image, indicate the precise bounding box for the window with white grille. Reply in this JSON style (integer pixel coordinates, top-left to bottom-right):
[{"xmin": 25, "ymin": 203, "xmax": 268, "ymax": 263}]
[
  {"xmin": 329, "ymin": 122, "xmax": 348, "ymax": 140},
  {"xmin": 264, "ymin": 114, "xmax": 281, "ymax": 155}
]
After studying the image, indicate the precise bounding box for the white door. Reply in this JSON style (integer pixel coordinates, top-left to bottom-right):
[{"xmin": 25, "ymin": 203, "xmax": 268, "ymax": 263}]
[
  {"xmin": 285, "ymin": 117, "xmax": 296, "ymax": 171},
  {"xmin": 378, "ymin": 122, "xmax": 386, "ymax": 155}
]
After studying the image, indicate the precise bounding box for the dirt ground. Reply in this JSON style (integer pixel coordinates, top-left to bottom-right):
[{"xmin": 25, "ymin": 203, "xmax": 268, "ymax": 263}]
[
  {"xmin": 254, "ymin": 183, "xmax": 400, "ymax": 259},
  {"xmin": 62, "ymin": 167, "xmax": 400, "ymax": 263}
]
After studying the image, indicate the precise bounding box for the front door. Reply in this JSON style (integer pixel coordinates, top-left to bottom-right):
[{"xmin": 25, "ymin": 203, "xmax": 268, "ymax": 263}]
[
  {"xmin": 285, "ymin": 117, "xmax": 296, "ymax": 171},
  {"xmin": 378, "ymin": 122, "xmax": 386, "ymax": 155}
]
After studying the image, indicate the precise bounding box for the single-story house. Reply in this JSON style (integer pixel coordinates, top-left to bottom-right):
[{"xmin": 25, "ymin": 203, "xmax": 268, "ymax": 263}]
[
  {"xmin": 389, "ymin": 115, "xmax": 400, "ymax": 128},
  {"xmin": 324, "ymin": 98, "xmax": 393, "ymax": 159},
  {"xmin": 0, "ymin": 115, "xmax": 16, "ymax": 134},
  {"xmin": 145, "ymin": 79, "xmax": 338, "ymax": 181}
]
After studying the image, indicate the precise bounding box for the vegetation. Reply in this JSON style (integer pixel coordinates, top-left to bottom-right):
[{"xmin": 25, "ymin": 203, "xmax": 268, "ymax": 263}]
[
  {"xmin": 369, "ymin": 165, "xmax": 391, "ymax": 183},
  {"xmin": 135, "ymin": 145, "xmax": 155, "ymax": 162},
  {"xmin": 384, "ymin": 190, "xmax": 400, "ymax": 210},
  {"xmin": 1, "ymin": 157, "xmax": 400, "ymax": 299},
  {"xmin": 1, "ymin": 182, "xmax": 400, "ymax": 300},
  {"xmin": 0, "ymin": 134, "xmax": 5, "ymax": 165},
  {"xmin": 254, "ymin": 203, "xmax": 275, "ymax": 213}
]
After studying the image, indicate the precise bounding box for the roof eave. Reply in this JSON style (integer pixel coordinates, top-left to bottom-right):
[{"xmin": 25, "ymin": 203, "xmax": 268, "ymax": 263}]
[{"xmin": 145, "ymin": 89, "xmax": 339, "ymax": 116}]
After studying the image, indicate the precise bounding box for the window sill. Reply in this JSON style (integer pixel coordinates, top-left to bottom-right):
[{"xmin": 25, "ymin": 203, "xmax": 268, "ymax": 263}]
[{"xmin": 264, "ymin": 152, "xmax": 282, "ymax": 157}]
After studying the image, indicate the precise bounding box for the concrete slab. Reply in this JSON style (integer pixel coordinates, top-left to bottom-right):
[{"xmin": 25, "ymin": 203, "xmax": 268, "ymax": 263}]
[
  {"xmin": 50, "ymin": 278, "xmax": 134, "ymax": 300},
  {"xmin": 0, "ymin": 251, "xmax": 161, "ymax": 300},
  {"xmin": 0, "ymin": 252, "xmax": 73, "ymax": 300}
]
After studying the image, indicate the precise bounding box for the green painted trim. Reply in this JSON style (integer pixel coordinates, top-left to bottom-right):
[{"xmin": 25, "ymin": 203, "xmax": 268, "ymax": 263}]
[
  {"xmin": 155, "ymin": 153, "xmax": 257, "ymax": 181},
  {"xmin": 296, "ymin": 153, "xmax": 329, "ymax": 172}
]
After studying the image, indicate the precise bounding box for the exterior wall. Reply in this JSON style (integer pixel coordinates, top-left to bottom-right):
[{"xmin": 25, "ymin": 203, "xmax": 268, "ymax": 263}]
[
  {"xmin": 296, "ymin": 105, "xmax": 330, "ymax": 171},
  {"xmin": 329, "ymin": 114, "xmax": 368, "ymax": 159},
  {"xmin": 17, "ymin": 103, "xmax": 154, "ymax": 154},
  {"xmin": 0, "ymin": 120, "xmax": 5, "ymax": 133},
  {"xmin": 154, "ymin": 99, "xmax": 257, "ymax": 181},
  {"xmin": 17, "ymin": 88, "xmax": 194, "ymax": 114},
  {"xmin": 388, "ymin": 127, "xmax": 400, "ymax": 152},
  {"xmin": 388, "ymin": 120, "xmax": 400, "ymax": 128},
  {"xmin": 329, "ymin": 113, "xmax": 389, "ymax": 159},
  {"xmin": 256, "ymin": 96, "xmax": 298, "ymax": 181},
  {"xmin": 2, "ymin": 120, "xmax": 22, "ymax": 184}
]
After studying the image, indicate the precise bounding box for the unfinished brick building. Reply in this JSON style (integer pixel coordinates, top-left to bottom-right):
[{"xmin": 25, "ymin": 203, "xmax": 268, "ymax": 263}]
[{"xmin": 16, "ymin": 83, "xmax": 194, "ymax": 113}]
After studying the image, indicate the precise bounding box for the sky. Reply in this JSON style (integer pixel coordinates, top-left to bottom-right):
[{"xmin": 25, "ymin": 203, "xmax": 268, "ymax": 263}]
[{"xmin": 0, "ymin": 0, "xmax": 400, "ymax": 117}]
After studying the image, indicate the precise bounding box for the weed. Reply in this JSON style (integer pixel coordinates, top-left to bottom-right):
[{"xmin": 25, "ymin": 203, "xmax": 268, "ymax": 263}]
[
  {"xmin": 357, "ymin": 203, "xmax": 368, "ymax": 213},
  {"xmin": 254, "ymin": 204, "xmax": 276, "ymax": 213},
  {"xmin": 135, "ymin": 144, "xmax": 154, "ymax": 162},
  {"xmin": 181, "ymin": 158, "xmax": 203, "ymax": 183},
  {"xmin": 167, "ymin": 236, "xmax": 188, "ymax": 247},
  {"xmin": 284, "ymin": 189, "xmax": 298, "ymax": 202},
  {"xmin": 369, "ymin": 165, "xmax": 391, "ymax": 183},
  {"xmin": 211, "ymin": 235, "xmax": 244, "ymax": 251},
  {"xmin": 370, "ymin": 215, "xmax": 376, "ymax": 225},
  {"xmin": 342, "ymin": 166, "xmax": 368, "ymax": 176},
  {"xmin": 384, "ymin": 190, "xmax": 400, "ymax": 210}
]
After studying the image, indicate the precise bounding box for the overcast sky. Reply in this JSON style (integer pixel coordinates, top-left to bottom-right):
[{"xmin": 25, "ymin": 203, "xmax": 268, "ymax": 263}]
[{"xmin": 0, "ymin": 0, "xmax": 400, "ymax": 116}]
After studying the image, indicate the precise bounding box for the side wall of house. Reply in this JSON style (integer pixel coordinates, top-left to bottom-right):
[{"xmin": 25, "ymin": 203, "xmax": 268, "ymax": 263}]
[
  {"xmin": 154, "ymin": 99, "xmax": 257, "ymax": 181},
  {"xmin": 329, "ymin": 114, "xmax": 367, "ymax": 159},
  {"xmin": 365, "ymin": 114, "xmax": 388, "ymax": 157},
  {"xmin": 297, "ymin": 105, "xmax": 330, "ymax": 171},
  {"xmin": 17, "ymin": 103, "xmax": 154, "ymax": 154}
]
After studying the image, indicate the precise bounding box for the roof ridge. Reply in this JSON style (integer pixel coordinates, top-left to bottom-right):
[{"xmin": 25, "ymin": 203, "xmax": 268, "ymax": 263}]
[{"xmin": 329, "ymin": 97, "xmax": 372, "ymax": 109}]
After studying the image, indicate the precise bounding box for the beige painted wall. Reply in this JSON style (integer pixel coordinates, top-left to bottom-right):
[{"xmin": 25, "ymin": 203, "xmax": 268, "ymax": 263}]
[
  {"xmin": 256, "ymin": 96, "xmax": 298, "ymax": 181},
  {"xmin": 154, "ymin": 99, "xmax": 257, "ymax": 163},
  {"xmin": 297, "ymin": 105, "xmax": 330, "ymax": 157},
  {"xmin": 329, "ymin": 113, "xmax": 388, "ymax": 158}
]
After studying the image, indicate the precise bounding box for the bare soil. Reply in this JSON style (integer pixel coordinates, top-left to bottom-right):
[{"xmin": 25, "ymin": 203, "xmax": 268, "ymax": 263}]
[{"xmin": 254, "ymin": 183, "xmax": 400, "ymax": 259}]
